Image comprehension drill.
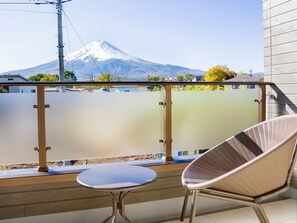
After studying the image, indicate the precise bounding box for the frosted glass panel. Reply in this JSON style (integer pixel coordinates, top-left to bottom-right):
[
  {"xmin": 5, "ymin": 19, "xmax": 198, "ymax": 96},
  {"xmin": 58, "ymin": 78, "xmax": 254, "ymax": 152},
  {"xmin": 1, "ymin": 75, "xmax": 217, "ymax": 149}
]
[
  {"xmin": 46, "ymin": 92, "xmax": 163, "ymax": 161},
  {"xmin": 172, "ymin": 89, "xmax": 258, "ymax": 151},
  {"xmin": 0, "ymin": 88, "xmax": 260, "ymax": 165},
  {"xmin": 0, "ymin": 94, "xmax": 38, "ymax": 164}
]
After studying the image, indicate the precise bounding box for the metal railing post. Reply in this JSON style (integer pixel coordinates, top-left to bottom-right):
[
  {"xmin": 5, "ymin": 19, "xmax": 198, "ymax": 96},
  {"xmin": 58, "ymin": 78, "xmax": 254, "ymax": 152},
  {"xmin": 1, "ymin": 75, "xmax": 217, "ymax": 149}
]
[
  {"xmin": 36, "ymin": 85, "xmax": 48, "ymax": 172},
  {"xmin": 164, "ymin": 84, "xmax": 173, "ymax": 161},
  {"xmin": 258, "ymin": 85, "xmax": 267, "ymax": 122}
]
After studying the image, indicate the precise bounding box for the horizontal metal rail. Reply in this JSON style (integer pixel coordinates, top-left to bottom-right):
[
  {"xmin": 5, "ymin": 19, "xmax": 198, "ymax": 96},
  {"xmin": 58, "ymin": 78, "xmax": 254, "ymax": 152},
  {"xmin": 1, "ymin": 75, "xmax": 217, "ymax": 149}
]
[{"xmin": 0, "ymin": 81, "xmax": 274, "ymax": 87}]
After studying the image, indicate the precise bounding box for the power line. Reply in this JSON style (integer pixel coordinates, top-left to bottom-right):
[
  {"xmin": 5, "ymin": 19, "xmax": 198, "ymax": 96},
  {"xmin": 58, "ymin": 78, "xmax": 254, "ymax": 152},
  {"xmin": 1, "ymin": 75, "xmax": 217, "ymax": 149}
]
[
  {"xmin": 0, "ymin": 2, "xmax": 42, "ymax": 4},
  {"xmin": 63, "ymin": 9, "xmax": 103, "ymax": 75},
  {"xmin": 0, "ymin": 8, "xmax": 55, "ymax": 14},
  {"xmin": 0, "ymin": 1, "xmax": 50, "ymax": 4},
  {"xmin": 63, "ymin": 13, "xmax": 74, "ymax": 71}
]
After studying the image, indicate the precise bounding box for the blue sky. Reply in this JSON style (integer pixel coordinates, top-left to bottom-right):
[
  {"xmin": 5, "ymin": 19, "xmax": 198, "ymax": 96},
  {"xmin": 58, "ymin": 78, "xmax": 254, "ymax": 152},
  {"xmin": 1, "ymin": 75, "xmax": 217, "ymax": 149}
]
[{"xmin": 0, "ymin": 0, "xmax": 263, "ymax": 73}]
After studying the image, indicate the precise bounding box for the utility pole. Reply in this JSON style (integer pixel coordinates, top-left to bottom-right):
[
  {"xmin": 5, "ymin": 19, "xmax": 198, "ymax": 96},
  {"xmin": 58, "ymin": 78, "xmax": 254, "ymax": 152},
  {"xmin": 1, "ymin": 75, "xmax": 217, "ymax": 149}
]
[
  {"xmin": 41, "ymin": 0, "xmax": 71, "ymax": 90},
  {"xmin": 57, "ymin": 0, "xmax": 64, "ymax": 83}
]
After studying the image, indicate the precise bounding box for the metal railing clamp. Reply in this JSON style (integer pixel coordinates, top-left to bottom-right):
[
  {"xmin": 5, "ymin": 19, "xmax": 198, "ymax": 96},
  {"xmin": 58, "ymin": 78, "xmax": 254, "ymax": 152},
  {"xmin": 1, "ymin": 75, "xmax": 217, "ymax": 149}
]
[
  {"xmin": 46, "ymin": 147, "xmax": 51, "ymax": 151},
  {"xmin": 33, "ymin": 104, "xmax": 50, "ymax": 108},
  {"xmin": 34, "ymin": 147, "xmax": 51, "ymax": 152},
  {"xmin": 159, "ymin": 139, "xmax": 165, "ymax": 144}
]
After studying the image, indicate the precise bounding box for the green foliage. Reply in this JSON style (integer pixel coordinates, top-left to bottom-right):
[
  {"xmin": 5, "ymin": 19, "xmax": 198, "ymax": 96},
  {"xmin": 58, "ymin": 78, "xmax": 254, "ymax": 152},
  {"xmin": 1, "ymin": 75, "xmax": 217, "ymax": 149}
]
[
  {"xmin": 148, "ymin": 76, "xmax": 164, "ymax": 92},
  {"xmin": 95, "ymin": 73, "xmax": 111, "ymax": 82},
  {"xmin": 204, "ymin": 65, "xmax": 237, "ymax": 82},
  {"xmin": 64, "ymin": 70, "xmax": 77, "ymax": 81},
  {"xmin": 40, "ymin": 74, "xmax": 59, "ymax": 82},
  {"xmin": 177, "ymin": 75, "xmax": 184, "ymax": 81},
  {"xmin": 92, "ymin": 73, "xmax": 111, "ymax": 90},
  {"xmin": 203, "ymin": 65, "xmax": 237, "ymax": 90},
  {"xmin": 28, "ymin": 73, "xmax": 59, "ymax": 82},
  {"xmin": 176, "ymin": 74, "xmax": 196, "ymax": 82},
  {"xmin": 172, "ymin": 84, "xmax": 206, "ymax": 91},
  {"xmin": 28, "ymin": 70, "xmax": 77, "ymax": 82},
  {"xmin": 0, "ymin": 86, "xmax": 8, "ymax": 93},
  {"xmin": 147, "ymin": 75, "xmax": 164, "ymax": 91},
  {"xmin": 184, "ymin": 85, "xmax": 206, "ymax": 91},
  {"xmin": 28, "ymin": 73, "xmax": 47, "ymax": 82},
  {"xmin": 148, "ymin": 86, "xmax": 162, "ymax": 91},
  {"xmin": 148, "ymin": 75, "xmax": 164, "ymax": 82},
  {"xmin": 184, "ymin": 74, "xmax": 196, "ymax": 81}
]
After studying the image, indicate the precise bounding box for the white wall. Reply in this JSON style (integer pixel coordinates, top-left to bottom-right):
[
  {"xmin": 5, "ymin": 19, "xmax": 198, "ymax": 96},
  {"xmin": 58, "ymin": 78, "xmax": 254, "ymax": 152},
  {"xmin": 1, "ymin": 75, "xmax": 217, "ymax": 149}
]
[
  {"xmin": 263, "ymin": 0, "xmax": 297, "ymax": 188},
  {"xmin": 263, "ymin": 0, "xmax": 297, "ymax": 117}
]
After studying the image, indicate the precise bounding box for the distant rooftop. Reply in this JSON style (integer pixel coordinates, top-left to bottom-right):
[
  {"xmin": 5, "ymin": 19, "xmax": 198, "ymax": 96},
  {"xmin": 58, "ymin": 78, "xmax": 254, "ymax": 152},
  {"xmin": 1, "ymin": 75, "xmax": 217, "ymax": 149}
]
[
  {"xmin": 0, "ymin": 74, "xmax": 28, "ymax": 81},
  {"xmin": 225, "ymin": 75, "xmax": 261, "ymax": 82}
]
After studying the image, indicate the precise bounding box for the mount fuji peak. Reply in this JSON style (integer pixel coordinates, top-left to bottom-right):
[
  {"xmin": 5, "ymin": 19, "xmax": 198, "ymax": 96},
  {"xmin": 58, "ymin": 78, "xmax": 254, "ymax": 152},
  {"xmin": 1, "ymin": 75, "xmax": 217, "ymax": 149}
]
[
  {"xmin": 65, "ymin": 41, "xmax": 141, "ymax": 62},
  {"xmin": 3, "ymin": 41, "xmax": 204, "ymax": 80}
]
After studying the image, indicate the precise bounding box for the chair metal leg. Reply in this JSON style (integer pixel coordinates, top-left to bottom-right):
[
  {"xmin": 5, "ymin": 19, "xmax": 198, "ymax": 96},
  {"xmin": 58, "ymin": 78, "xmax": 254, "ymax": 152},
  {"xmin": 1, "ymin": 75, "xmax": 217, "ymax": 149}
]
[
  {"xmin": 189, "ymin": 190, "xmax": 198, "ymax": 223},
  {"xmin": 253, "ymin": 204, "xmax": 270, "ymax": 223},
  {"xmin": 198, "ymin": 189, "xmax": 271, "ymax": 223},
  {"xmin": 180, "ymin": 189, "xmax": 191, "ymax": 221}
]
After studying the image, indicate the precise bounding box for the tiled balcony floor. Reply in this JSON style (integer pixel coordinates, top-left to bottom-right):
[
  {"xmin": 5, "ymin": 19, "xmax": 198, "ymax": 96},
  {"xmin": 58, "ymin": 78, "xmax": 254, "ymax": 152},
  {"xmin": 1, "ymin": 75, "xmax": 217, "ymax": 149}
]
[{"xmin": 163, "ymin": 199, "xmax": 297, "ymax": 223}]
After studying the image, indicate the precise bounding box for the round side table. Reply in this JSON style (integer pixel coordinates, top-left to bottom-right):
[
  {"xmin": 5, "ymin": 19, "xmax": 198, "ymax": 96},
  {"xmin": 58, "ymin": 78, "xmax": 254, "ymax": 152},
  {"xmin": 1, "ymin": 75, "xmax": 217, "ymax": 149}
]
[{"xmin": 77, "ymin": 165, "xmax": 158, "ymax": 223}]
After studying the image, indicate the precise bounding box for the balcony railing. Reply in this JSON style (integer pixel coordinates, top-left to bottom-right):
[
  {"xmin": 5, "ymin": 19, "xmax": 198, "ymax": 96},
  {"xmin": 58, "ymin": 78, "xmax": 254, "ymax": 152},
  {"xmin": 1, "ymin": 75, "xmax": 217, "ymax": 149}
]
[{"xmin": 0, "ymin": 81, "xmax": 272, "ymax": 174}]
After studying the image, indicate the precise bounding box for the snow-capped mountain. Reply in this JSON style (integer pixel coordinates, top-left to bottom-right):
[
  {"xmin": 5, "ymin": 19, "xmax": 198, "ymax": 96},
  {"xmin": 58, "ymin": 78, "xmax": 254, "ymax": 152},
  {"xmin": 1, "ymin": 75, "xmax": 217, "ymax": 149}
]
[
  {"xmin": 65, "ymin": 41, "xmax": 141, "ymax": 62},
  {"xmin": 3, "ymin": 41, "xmax": 204, "ymax": 80}
]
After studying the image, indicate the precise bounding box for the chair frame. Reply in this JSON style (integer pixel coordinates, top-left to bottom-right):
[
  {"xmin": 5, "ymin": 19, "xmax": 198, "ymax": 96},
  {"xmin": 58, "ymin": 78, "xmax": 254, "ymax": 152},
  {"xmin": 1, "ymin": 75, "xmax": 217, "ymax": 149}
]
[{"xmin": 180, "ymin": 116, "xmax": 297, "ymax": 223}]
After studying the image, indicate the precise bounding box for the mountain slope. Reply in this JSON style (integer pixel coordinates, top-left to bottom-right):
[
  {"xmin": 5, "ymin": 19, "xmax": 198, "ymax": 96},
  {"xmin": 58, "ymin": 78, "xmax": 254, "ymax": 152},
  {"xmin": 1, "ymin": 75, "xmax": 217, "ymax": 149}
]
[{"xmin": 3, "ymin": 41, "xmax": 204, "ymax": 80}]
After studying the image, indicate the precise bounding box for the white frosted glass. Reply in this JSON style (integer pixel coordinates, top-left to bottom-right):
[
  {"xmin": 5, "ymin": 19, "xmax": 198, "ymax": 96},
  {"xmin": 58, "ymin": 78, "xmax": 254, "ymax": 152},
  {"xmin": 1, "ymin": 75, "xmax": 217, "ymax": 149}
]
[
  {"xmin": 46, "ymin": 92, "xmax": 163, "ymax": 161},
  {"xmin": 172, "ymin": 89, "xmax": 258, "ymax": 151},
  {"xmin": 0, "ymin": 94, "xmax": 38, "ymax": 164}
]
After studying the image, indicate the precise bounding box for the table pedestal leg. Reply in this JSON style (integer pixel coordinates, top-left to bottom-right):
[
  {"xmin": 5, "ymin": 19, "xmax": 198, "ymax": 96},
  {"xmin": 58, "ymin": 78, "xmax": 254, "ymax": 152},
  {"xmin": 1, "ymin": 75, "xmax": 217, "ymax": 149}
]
[{"xmin": 102, "ymin": 191, "xmax": 132, "ymax": 223}]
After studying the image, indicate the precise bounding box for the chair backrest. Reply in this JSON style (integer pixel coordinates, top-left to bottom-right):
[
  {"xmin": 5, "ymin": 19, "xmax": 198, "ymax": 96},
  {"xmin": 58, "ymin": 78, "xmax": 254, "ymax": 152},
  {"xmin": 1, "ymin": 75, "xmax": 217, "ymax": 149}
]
[
  {"xmin": 183, "ymin": 115, "xmax": 297, "ymax": 197},
  {"xmin": 244, "ymin": 115, "xmax": 297, "ymax": 153}
]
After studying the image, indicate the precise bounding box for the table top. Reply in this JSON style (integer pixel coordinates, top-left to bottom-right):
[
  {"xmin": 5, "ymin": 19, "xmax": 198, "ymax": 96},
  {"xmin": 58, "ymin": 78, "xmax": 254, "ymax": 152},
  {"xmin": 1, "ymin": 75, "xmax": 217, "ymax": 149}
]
[{"xmin": 76, "ymin": 165, "xmax": 158, "ymax": 191}]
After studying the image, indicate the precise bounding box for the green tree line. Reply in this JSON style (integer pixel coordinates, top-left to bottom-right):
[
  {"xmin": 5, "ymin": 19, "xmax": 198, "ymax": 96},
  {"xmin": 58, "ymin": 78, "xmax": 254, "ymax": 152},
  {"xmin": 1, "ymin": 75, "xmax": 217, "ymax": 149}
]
[
  {"xmin": 28, "ymin": 70, "xmax": 77, "ymax": 82},
  {"xmin": 147, "ymin": 65, "xmax": 237, "ymax": 91}
]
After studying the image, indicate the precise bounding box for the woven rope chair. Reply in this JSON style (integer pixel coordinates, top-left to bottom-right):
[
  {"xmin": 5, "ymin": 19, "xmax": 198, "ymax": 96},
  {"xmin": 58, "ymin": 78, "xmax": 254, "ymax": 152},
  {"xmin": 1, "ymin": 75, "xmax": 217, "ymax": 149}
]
[{"xmin": 181, "ymin": 115, "xmax": 297, "ymax": 223}]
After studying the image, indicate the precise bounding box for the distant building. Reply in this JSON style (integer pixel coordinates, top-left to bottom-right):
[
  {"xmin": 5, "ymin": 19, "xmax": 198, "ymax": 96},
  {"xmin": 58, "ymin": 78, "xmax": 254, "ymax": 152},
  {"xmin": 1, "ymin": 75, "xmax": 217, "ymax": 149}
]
[
  {"xmin": 165, "ymin": 76, "xmax": 174, "ymax": 81},
  {"xmin": 192, "ymin": 75, "xmax": 203, "ymax": 82},
  {"xmin": 225, "ymin": 75, "xmax": 261, "ymax": 89},
  {"xmin": 0, "ymin": 75, "xmax": 36, "ymax": 93},
  {"xmin": 164, "ymin": 75, "xmax": 203, "ymax": 82}
]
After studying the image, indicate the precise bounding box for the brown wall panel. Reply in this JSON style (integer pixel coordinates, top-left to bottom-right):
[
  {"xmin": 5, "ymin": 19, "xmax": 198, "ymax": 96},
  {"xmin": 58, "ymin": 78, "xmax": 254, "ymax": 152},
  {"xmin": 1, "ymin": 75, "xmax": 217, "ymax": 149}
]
[{"xmin": 0, "ymin": 165, "xmax": 186, "ymax": 220}]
